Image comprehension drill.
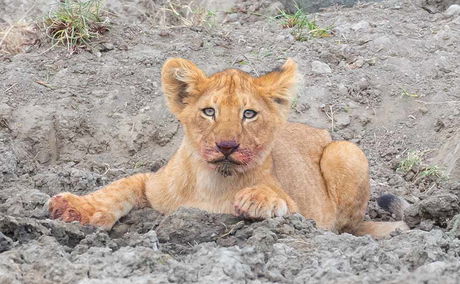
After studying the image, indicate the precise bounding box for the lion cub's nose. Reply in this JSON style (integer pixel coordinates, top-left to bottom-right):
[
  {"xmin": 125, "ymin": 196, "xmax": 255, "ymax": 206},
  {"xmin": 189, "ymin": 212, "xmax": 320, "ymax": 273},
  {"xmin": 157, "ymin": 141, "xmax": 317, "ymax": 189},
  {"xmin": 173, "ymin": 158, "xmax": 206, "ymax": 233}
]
[{"xmin": 216, "ymin": 141, "xmax": 239, "ymax": 156}]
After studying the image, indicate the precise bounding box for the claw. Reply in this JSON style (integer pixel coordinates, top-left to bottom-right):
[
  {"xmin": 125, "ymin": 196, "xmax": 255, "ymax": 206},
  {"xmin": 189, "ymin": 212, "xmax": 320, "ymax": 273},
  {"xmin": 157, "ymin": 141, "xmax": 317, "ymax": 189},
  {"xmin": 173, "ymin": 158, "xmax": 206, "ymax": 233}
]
[
  {"xmin": 61, "ymin": 208, "xmax": 82, "ymax": 222},
  {"xmin": 48, "ymin": 193, "xmax": 88, "ymax": 223},
  {"xmin": 49, "ymin": 195, "xmax": 69, "ymax": 219}
]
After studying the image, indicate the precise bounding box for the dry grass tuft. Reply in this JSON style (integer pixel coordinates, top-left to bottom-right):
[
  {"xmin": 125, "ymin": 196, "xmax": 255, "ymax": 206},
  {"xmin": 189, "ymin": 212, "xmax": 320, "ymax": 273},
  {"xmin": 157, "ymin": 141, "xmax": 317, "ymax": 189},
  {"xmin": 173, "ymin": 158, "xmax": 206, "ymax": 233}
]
[
  {"xmin": 142, "ymin": 0, "xmax": 216, "ymax": 29},
  {"xmin": 43, "ymin": 0, "xmax": 109, "ymax": 53}
]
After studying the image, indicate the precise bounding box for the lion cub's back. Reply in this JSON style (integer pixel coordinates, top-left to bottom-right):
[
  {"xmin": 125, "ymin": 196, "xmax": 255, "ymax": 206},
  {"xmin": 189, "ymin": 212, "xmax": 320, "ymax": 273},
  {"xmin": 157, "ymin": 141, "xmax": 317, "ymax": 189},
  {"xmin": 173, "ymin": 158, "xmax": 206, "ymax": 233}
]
[{"xmin": 272, "ymin": 122, "xmax": 333, "ymax": 220}]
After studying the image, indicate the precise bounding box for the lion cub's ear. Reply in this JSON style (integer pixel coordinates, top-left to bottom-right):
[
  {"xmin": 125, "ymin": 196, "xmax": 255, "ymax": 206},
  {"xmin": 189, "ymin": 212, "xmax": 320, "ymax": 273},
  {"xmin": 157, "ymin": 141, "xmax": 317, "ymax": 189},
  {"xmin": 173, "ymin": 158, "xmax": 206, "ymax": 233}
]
[
  {"xmin": 161, "ymin": 58, "xmax": 207, "ymax": 115},
  {"xmin": 256, "ymin": 58, "xmax": 298, "ymax": 108}
]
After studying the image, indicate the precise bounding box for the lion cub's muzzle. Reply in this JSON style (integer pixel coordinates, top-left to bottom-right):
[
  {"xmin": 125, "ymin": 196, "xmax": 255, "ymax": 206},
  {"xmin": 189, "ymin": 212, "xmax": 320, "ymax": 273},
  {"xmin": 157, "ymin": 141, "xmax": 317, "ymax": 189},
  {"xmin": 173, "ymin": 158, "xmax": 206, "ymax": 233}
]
[{"xmin": 210, "ymin": 140, "xmax": 244, "ymax": 166}]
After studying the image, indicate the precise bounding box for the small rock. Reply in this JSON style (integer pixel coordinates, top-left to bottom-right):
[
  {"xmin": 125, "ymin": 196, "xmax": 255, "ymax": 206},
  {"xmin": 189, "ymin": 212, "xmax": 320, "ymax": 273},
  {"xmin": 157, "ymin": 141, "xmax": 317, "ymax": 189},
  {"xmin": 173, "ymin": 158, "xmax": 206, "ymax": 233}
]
[
  {"xmin": 453, "ymin": 15, "xmax": 460, "ymax": 25},
  {"xmin": 445, "ymin": 4, "xmax": 460, "ymax": 17},
  {"xmin": 404, "ymin": 171, "xmax": 416, "ymax": 181},
  {"xmin": 349, "ymin": 57, "xmax": 365, "ymax": 69},
  {"xmin": 311, "ymin": 61, "xmax": 332, "ymax": 74},
  {"xmin": 418, "ymin": 106, "xmax": 429, "ymax": 114},
  {"xmin": 434, "ymin": 119, "xmax": 445, "ymax": 132},
  {"xmin": 371, "ymin": 36, "xmax": 391, "ymax": 52},
  {"xmin": 158, "ymin": 30, "xmax": 170, "ymax": 37},
  {"xmin": 293, "ymin": 102, "xmax": 310, "ymax": 113},
  {"xmin": 224, "ymin": 13, "xmax": 239, "ymax": 23},
  {"xmin": 338, "ymin": 84, "xmax": 348, "ymax": 96},
  {"xmin": 366, "ymin": 57, "xmax": 377, "ymax": 66},
  {"xmin": 240, "ymin": 65, "xmax": 252, "ymax": 74},
  {"xmin": 0, "ymin": 103, "xmax": 12, "ymax": 116},
  {"xmin": 275, "ymin": 34, "xmax": 285, "ymax": 42},
  {"xmin": 111, "ymin": 223, "xmax": 130, "ymax": 237},
  {"xmin": 263, "ymin": 1, "xmax": 285, "ymax": 16},
  {"xmin": 0, "ymin": 146, "xmax": 17, "ymax": 179},
  {"xmin": 434, "ymin": 25, "xmax": 451, "ymax": 41},
  {"xmin": 0, "ymin": 232, "xmax": 12, "ymax": 252},
  {"xmin": 190, "ymin": 38, "xmax": 204, "ymax": 51},
  {"xmin": 419, "ymin": 219, "xmax": 435, "ymax": 231},
  {"xmin": 126, "ymin": 230, "xmax": 160, "ymax": 250},
  {"xmin": 357, "ymin": 78, "xmax": 370, "ymax": 90},
  {"xmin": 340, "ymin": 129, "xmax": 354, "ymax": 140},
  {"xmin": 352, "ymin": 20, "xmax": 371, "ymax": 32},
  {"xmin": 404, "ymin": 204, "xmax": 421, "ymax": 228},
  {"xmin": 99, "ymin": 42, "xmax": 114, "ymax": 52},
  {"xmin": 140, "ymin": 106, "xmax": 151, "ymax": 113},
  {"xmin": 357, "ymin": 114, "xmax": 371, "ymax": 126},
  {"xmin": 419, "ymin": 193, "xmax": 460, "ymax": 225},
  {"xmin": 335, "ymin": 113, "xmax": 351, "ymax": 129},
  {"xmin": 36, "ymin": 151, "xmax": 51, "ymax": 164},
  {"xmin": 347, "ymin": 101, "xmax": 359, "ymax": 109},
  {"xmin": 447, "ymin": 214, "xmax": 460, "ymax": 237}
]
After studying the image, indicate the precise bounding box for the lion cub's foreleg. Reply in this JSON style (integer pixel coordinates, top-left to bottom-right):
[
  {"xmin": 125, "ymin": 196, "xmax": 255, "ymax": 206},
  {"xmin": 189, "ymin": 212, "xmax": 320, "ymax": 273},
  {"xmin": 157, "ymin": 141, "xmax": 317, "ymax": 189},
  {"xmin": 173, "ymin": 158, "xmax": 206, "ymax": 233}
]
[
  {"xmin": 48, "ymin": 173, "xmax": 150, "ymax": 230},
  {"xmin": 234, "ymin": 183, "xmax": 298, "ymax": 219}
]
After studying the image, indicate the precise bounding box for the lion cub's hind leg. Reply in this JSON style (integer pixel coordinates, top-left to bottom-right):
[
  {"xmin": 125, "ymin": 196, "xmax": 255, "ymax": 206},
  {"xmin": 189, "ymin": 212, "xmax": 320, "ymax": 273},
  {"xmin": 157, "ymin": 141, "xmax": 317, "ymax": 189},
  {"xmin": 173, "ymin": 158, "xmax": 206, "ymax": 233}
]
[
  {"xmin": 320, "ymin": 141, "xmax": 371, "ymax": 234},
  {"xmin": 320, "ymin": 141, "xmax": 409, "ymax": 238}
]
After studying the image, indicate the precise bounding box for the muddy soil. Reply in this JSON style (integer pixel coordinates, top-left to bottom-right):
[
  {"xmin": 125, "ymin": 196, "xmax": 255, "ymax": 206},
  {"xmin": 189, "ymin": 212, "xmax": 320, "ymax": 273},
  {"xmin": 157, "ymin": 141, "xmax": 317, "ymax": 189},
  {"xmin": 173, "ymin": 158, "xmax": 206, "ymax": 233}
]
[{"xmin": 1, "ymin": 0, "xmax": 460, "ymax": 283}]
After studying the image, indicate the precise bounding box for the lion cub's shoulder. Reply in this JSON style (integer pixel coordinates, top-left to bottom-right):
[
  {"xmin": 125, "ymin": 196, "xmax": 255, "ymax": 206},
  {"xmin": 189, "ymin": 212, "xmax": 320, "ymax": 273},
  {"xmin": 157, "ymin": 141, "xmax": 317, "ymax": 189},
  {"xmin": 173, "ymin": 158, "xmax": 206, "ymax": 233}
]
[
  {"xmin": 273, "ymin": 122, "xmax": 332, "ymax": 161},
  {"xmin": 279, "ymin": 122, "xmax": 331, "ymax": 144}
]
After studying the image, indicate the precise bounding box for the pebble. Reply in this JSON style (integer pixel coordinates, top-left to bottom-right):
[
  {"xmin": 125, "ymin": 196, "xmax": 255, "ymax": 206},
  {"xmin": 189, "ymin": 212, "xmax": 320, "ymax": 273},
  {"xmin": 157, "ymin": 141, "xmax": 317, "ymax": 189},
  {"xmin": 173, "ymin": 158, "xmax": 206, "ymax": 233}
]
[
  {"xmin": 338, "ymin": 84, "xmax": 348, "ymax": 96},
  {"xmin": 0, "ymin": 103, "xmax": 12, "ymax": 116},
  {"xmin": 264, "ymin": 1, "xmax": 284, "ymax": 16},
  {"xmin": 419, "ymin": 220, "xmax": 435, "ymax": 231},
  {"xmin": 434, "ymin": 119, "xmax": 445, "ymax": 132},
  {"xmin": 352, "ymin": 20, "xmax": 371, "ymax": 32},
  {"xmin": 445, "ymin": 4, "xmax": 460, "ymax": 17},
  {"xmin": 434, "ymin": 25, "xmax": 451, "ymax": 41},
  {"xmin": 100, "ymin": 42, "xmax": 114, "ymax": 52},
  {"xmin": 349, "ymin": 57, "xmax": 365, "ymax": 69},
  {"xmin": 225, "ymin": 13, "xmax": 239, "ymax": 23},
  {"xmin": 0, "ymin": 233, "xmax": 12, "ymax": 253},
  {"xmin": 448, "ymin": 214, "xmax": 460, "ymax": 238},
  {"xmin": 275, "ymin": 34, "xmax": 285, "ymax": 42},
  {"xmin": 366, "ymin": 57, "xmax": 377, "ymax": 66},
  {"xmin": 453, "ymin": 16, "xmax": 460, "ymax": 25},
  {"xmin": 372, "ymin": 36, "xmax": 391, "ymax": 51},
  {"xmin": 311, "ymin": 61, "xmax": 332, "ymax": 74},
  {"xmin": 418, "ymin": 106, "xmax": 428, "ymax": 114},
  {"xmin": 240, "ymin": 65, "xmax": 252, "ymax": 73},
  {"xmin": 335, "ymin": 113, "xmax": 351, "ymax": 129},
  {"xmin": 357, "ymin": 77, "xmax": 369, "ymax": 90}
]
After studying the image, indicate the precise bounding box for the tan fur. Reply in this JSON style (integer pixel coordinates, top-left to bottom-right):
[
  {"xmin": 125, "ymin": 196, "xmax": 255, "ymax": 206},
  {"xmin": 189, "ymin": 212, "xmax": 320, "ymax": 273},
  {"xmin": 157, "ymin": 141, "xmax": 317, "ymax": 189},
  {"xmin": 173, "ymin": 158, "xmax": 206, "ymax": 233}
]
[{"xmin": 48, "ymin": 58, "xmax": 408, "ymax": 238}]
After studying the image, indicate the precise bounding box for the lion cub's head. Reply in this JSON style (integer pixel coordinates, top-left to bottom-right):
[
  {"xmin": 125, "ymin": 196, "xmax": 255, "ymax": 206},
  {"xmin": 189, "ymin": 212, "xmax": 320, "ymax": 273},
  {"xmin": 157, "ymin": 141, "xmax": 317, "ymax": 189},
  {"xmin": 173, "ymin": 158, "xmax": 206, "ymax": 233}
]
[{"xmin": 161, "ymin": 58, "xmax": 297, "ymax": 176}]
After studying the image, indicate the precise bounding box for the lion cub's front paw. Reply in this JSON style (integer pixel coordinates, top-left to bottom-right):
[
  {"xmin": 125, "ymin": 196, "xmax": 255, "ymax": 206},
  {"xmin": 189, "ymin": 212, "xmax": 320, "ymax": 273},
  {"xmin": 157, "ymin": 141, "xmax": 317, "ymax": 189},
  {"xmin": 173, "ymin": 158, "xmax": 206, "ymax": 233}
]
[
  {"xmin": 48, "ymin": 193, "xmax": 115, "ymax": 230},
  {"xmin": 233, "ymin": 186, "xmax": 290, "ymax": 219}
]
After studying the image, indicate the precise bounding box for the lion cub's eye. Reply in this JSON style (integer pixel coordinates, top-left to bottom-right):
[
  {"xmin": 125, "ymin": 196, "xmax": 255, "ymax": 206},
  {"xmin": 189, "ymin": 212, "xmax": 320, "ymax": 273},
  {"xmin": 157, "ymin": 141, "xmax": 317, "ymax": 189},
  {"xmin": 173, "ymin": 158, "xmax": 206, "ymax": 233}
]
[
  {"xmin": 243, "ymin": 109, "xmax": 257, "ymax": 119},
  {"xmin": 202, "ymin": 108, "xmax": 215, "ymax": 117}
]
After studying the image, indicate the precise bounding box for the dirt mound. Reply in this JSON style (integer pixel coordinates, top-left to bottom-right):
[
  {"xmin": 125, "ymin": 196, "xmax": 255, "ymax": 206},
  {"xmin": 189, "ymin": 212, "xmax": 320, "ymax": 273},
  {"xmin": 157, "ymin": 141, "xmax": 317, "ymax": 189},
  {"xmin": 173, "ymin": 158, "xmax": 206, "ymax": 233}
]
[
  {"xmin": 1, "ymin": 208, "xmax": 460, "ymax": 283},
  {"xmin": 1, "ymin": 0, "xmax": 459, "ymax": 282}
]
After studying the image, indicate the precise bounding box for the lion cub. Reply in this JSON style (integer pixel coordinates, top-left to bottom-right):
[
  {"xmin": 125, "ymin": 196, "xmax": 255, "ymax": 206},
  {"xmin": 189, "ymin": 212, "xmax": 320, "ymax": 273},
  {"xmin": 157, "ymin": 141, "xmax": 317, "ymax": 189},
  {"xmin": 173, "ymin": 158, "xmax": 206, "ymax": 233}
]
[{"xmin": 48, "ymin": 58, "xmax": 408, "ymax": 238}]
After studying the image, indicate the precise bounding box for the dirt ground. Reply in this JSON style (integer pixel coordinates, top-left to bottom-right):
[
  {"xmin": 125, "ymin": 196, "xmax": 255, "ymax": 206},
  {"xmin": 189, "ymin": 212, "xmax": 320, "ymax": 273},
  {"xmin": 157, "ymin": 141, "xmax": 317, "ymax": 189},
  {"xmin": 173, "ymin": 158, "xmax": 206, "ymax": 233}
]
[{"xmin": 1, "ymin": 0, "xmax": 460, "ymax": 283}]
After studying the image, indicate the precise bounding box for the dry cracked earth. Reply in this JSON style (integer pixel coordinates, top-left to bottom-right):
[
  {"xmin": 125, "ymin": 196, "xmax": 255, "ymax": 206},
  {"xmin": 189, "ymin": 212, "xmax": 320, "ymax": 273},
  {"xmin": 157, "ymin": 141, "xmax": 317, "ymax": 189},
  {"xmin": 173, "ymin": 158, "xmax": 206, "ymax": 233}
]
[{"xmin": 1, "ymin": 0, "xmax": 460, "ymax": 283}]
